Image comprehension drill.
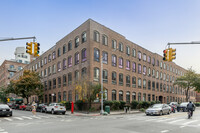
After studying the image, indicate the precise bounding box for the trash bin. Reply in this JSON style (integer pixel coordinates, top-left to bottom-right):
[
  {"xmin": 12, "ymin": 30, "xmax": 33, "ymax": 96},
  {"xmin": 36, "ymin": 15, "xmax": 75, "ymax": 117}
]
[{"xmin": 105, "ymin": 106, "xmax": 110, "ymax": 114}]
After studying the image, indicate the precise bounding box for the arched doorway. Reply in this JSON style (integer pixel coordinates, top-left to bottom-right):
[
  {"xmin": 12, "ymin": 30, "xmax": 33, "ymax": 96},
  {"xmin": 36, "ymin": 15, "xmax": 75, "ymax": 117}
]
[{"xmin": 159, "ymin": 96, "xmax": 163, "ymax": 103}]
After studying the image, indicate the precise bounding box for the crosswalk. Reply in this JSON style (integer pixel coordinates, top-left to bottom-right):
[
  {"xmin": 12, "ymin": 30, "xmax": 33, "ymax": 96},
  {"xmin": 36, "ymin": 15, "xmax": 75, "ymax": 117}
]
[{"xmin": 121, "ymin": 114, "xmax": 200, "ymax": 127}]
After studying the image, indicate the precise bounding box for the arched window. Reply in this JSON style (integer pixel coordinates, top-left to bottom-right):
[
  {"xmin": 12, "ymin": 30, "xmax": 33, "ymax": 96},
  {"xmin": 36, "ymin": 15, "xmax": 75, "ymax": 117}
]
[
  {"xmin": 82, "ymin": 32, "xmax": 86, "ymax": 43},
  {"xmin": 112, "ymin": 90, "xmax": 116, "ymax": 101},
  {"xmin": 126, "ymin": 91, "xmax": 130, "ymax": 103},
  {"xmin": 94, "ymin": 31, "xmax": 100, "ymax": 42},
  {"xmin": 132, "ymin": 92, "xmax": 136, "ymax": 101},
  {"xmin": 119, "ymin": 91, "xmax": 123, "ymax": 101}
]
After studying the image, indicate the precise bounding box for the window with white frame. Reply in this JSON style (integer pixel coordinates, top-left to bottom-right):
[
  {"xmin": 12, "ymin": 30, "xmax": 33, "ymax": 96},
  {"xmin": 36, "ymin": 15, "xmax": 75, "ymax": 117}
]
[
  {"xmin": 126, "ymin": 60, "xmax": 130, "ymax": 70},
  {"xmin": 82, "ymin": 32, "xmax": 86, "ymax": 43},
  {"xmin": 143, "ymin": 53, "xmax": 146, "ymax": 61},
  {"xmin": 75, "ymin": 37, "xmax": 79, "ymax": 48},
  {"xmin": 112, "ymin": 40, "xmax": 117, "ymax": 49},
  {"xmin": 132, "ymin": 48, "xmax": 136, "ymax": 57},
  {"xmin": 102, "ymin": 35, "xmax": 108, "ymax": 45},
  {"xmin": 112, "ymin": 54, "xmax": 117, "ymax": 67},
  {"xmin": 119, "ymin": 57, "xmax": 123, "ymax": 68},
  {"xmin": 119, "ymin": 42, "xmax": 123, "ymax": 52},
  {"xmin": 94, "ymin": 67, "xmax": 99, "ymax": 81},
  {"xmin": 94, "ymin": 31, "xmax": 100, "ymax": 42},
  {"xmin": 102, "ymin": 51, "xmax": 108, "ymax": 64}
]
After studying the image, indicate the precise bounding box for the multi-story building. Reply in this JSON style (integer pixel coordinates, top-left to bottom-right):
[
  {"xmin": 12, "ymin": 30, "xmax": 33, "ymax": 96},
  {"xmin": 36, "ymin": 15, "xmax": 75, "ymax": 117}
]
[
  {"xmin": 11, "ymin": 19, "xmax": 196, "ymax": 104},
  {"xmin": 0, "ymin": 60, "xmax": 26, "ymax": 88},
  {"xmin": 14, "ymin": 47, "xmax": 31, "ymax": 64}
]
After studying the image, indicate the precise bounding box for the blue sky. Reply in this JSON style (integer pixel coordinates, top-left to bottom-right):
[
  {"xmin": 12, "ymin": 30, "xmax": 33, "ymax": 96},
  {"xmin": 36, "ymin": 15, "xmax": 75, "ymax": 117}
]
[{"xmin": 1, "ymin": 0, "xmax": 200, "ymax": 73}]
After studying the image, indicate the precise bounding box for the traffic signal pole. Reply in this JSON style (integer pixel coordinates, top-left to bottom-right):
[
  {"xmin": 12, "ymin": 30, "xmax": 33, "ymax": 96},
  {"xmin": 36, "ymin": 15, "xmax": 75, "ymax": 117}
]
[{"xmin": 0, "ymin": 37, "xmax": 36, "ymax": 42}]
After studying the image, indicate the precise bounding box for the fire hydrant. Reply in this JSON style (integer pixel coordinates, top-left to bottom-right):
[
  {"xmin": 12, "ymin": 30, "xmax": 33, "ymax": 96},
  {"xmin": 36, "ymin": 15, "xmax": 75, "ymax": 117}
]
[{"xmin": 71, "ymin": 101, "xmax": 74, "ymax": 114}]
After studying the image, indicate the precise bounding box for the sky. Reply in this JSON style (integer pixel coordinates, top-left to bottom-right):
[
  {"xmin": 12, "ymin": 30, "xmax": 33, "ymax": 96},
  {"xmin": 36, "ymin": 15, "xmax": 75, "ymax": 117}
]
[{"xmin": 0, "ymin": 0, "xmax": 200, "ymax": 73}]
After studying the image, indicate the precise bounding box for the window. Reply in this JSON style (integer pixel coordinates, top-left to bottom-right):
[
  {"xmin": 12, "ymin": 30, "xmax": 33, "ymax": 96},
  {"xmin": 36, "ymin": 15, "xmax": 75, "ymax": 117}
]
[
  {"xmin": 68, "ymin": 41, "xmax": 72, "ymax": 51},
  {"xmin": 82, "ymin": 32, "xmax": 86, "ymax": 43},
  {"xmin": 161, "ymin": 84, "xmax": 164, "ymax": 92},
  {"xmin": 163, "ymin": 73, "xmax": 166, "ymax": 81},
  {"xmin": 152, "ymin": 69, "xmax": 155, "ymax": 77},
  {"xmin": 143, "ymin": 66, "xmax": 146, "ymax": 75},
  {"xmin": 156, "ymin": 60, "xmax": 159, "ymax": 66},
  {"xmin": 164, "ymin": 63, "xmax": 166, "ymax": 69},
  {"xmin": 63, "ymin": 58, "xmax": 67, "ymax": 70},
  {"xmin": 167, "ymin": 85, "xmax": 169, "ymax": 93},
  {"xmin": 119, "ymin": 42, "xmax": 123, "ymax": 52},
  {"xmin": 126, "ymin": 60, "xmax": 130, "ymax": 70},
  {"xmin": 68, "ymin": 56, "xmax": 72, "ymax": 67},
  {"xmin": 81, "ymin": 48, "xmax": 87, "ymax": 62},
  {"xmin": 126, "ymin": 91, "xmax": 130, "ymax": 103},
  {"xmin": 156, "ymin": 82, "xmax": 159, "ymax": 91},
  {"xmin": 156, "ymin": 71, "xmax": 159, "ymax": 79},
  {"xmin": 63, "ymin": 45, "xmax": 66, "ymax": 54},
  {"xmin": 152, "ymin": 58, "xmax": 155, "ymax": 66},
  {"xmin": 112, "ymin": 54, "xmax": 117, "ymax": 66},
  {"xmin": 112, "ymin": 90, "xmax": 116, "ymax": 101},
  {"xmin": 58, "ymin": 77, "xmax": 61, "ymax": 88},
  {"xmin": 138, "ymin": 64, "xmax": 142, "ymax": 74},
  {"xmin": 112, "ymin": 71, "xmax": 117, "ymax": 84},
  {"xmin": 81, "ymin": 67, "xmax": 87, "ymax": 77},
  {"xmin": 152, "ymin": 81, "xmax": 155, "ymax": 91},
  {"xmin": 94, "ymin": 48, "xmax": 100, "ymax": 62},
  {"xmin": 102, "ymin": 51, "xmax": 108, "ymax": 64},
  {"xmin": 147, "ymin": 56, "xmax": 151, "ymax": 63},
  {"xmin": 148, "ymin": 80, "xmax": 151, "ymax": 90},
  {"xmin": 63, "ymin": 91, "xmax": 66, "ymax": 101},
  {"xmin": 132, "ymin": 76, "xmax": 136, "ymax": 88},
  {"xmin": 75, "ymin": 70, "xmax": 79, "ymax": 81},
  {"xmin": 94, "ymin": 67, "xmax": 99, "ymax": 81},
  {"xmin": 75, "ymin": 52, "xmax": 79, "ymax": 65},
  {"xmin": 94, "ymin": 31, "xmax": 100, "ymax": 42},
  {"xmin": 132, "ymin": 48, "xmax": 136, "ymax": 57},
  {"xmin": 119, "ymin": 91, "xmax": 123, "ymax": 101},
  {"xmin": 44, "ymin": 81, "xmax": 47, "ymax": 90},
  {"xmin": 160, "ymin": 72, "xmax": 163, "ymax": 80},
  {"xmin": 132, "ymin": 92, "xmax": 136, "ymax": 101},
  {"xmin": 52, "ymin": 51, "xmax": 56, "ymax": 60},
  {"xmin": 63, "ymin": 75, "xmax": 67, "ymax": 86},
  {"xmin": 138, "ymin": 78, "xmax": 142, "ymax": 88},
  {"xmin": 148, "ymin": 94, "xmax": 151, "ymax": 101},
  {"xmin": 143, "ymin": 93, "xmax": 146, "ymax": 101},
  {"xmin": 18, "ymin": 66, "xmax": 22, "ymax": 70},
  {"xmin": 53, "ymin": 78, "xmax": 56, "ymax": 89},
  {"xmin": 68, "ymin": 73, "xmax": 72, "ymax": 85},
  {"xmin": 57, "ymin": 48, "xmax": 61, "ymax": 57},
  {"xmin": 160, "ymin": 62, "xmax": 163, "ymax": 68},
  {"xmin": 52, "ymin": 64, "xmax": 56, "ymax": 74},
  {"xmin": 143, "ymin": 54, "xmax": 146, "ymax": 61},
  {"xmin": 75, "ymin": 37, "xmax": 79, "ymax": 48},
  {"xmin": 138, "ymin": 93, "xmax": 141, "ymax": 101},
  {"xmin": 126, "ymin": 75, "xmax": 130, "ymax": 87},
  {"xmin": 119, "ymin": 57, "xmax": 123, "ymax": 68},
  {"xmin": 103, "ymin": 69, "xmax": 108, "ymax": 83},
  {"xmin": 119, "ymin": 73, "xmax": 123, "ymax": 86},
  {"xmin": 57, "ymin": 62, "xmax": 61, "ymax": 72},
  {"xmin": 112, "ymin": 40, "xmax": 117, "ymax": 49},
  {"xmin": 48, "ymin": 66, "xmax": 51, "ymax": 75},
  {"xmin": 126, "ymin": 46, "xmax": 130, "ymax": 56},
  {"xmin": 68, "ymin": 90, "xmax": 72, "ymax": 101},
  {"xmin": 44, "ymin": 69, "xmax": 47, "ymax": 77},
  {"xmin": 143, "ymin": 79, "xmax": 146, "ymax": 89},
  {"xmin": 138, "ymin": 51, "xmax": 142, "ymax": 60},
  {"xmin": 132, "ymin": 62, "xmax": 136, "ymax": 72},
  {"xmin": 44, "ymin": 57, "xmax": 47, "ymax": 64},
  {"xmin": 48, "ymin": 54, "xmax": 51, "ymax": 62},
  {"xmin": 102, "ymin": 35, "xmax": 108, "ymax": 45}
]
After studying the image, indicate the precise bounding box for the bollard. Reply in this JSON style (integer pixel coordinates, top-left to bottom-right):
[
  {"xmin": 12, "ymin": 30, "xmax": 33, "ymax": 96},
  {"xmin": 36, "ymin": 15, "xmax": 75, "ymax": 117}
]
[{"xmin": 71, "ymin": 101, "xmax": 74, "ymax": 114}]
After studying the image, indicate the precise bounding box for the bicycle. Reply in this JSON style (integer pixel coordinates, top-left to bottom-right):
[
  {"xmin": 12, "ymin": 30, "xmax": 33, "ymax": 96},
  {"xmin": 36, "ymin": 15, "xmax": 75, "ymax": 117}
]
[{"xmin": 188, "ymin": 110, "xmax": 192, "ymax": 119}]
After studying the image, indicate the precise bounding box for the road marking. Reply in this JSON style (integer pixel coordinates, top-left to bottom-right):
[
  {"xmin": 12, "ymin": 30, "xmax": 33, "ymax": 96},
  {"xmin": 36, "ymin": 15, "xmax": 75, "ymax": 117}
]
[
  {"xmin": 31, "ymin": 116, "xmax": 42, "ymax": 119},
  {"xmin": 13, "ymin": 117, "xmax": 24, "ymax": 120},
  {"xmin": 182, "ymin": 120, "xmax": 198, "ymax": 125},
  {"xmin": 180, "ymin": 126, "xmax": 185, "ymax": 128},
  {"xmin": 21, "ymin": 116, "xmax": 33, "ymax": 120},
  {"xmin": 0, "ymin": 129, "xmax": 5, "ymax": 131},
  {"xmin": 4, "ymin": 118, "xmax": 12, "ymax": 121},
  {"xmin": 37, "ymin": 115, "xmax": 49, "ymax": 118},
  {"xmin": 161, "ymin": 130, "xmax": 169, "ymax": 133},
  {"xmin": 156, "ymin": 118, "xmax": 176, "ymax": 122},
  {"xmin": 168, "ymin": 119, "xmax": 185, "ymax": 124}
]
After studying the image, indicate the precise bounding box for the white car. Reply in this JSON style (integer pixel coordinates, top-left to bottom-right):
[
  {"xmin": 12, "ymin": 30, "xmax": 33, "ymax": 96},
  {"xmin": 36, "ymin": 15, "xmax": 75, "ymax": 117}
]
[{"xmin": 45, "ymin": 103, "xmax": 66, "ymax": 115}]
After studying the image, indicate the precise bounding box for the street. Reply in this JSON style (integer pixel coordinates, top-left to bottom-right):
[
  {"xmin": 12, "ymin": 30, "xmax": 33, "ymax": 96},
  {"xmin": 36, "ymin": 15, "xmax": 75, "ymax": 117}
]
[{"xmin": 0, "ymin": 108, "xmax": 200, "ymax": 133}]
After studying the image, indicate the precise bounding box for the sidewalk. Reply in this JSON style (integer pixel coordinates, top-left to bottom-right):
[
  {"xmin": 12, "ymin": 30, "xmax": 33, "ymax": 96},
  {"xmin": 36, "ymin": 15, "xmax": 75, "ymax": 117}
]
[{"xmin": 66, "ymin": 109, "xmax": 142, "ymax": 116}]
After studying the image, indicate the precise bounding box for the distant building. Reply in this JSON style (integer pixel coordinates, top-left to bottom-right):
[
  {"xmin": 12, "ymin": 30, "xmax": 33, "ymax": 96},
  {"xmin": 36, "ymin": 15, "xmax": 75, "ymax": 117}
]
[{"xmin": 14, "ymin": 47, "xmax": 31, "ymax": 64}]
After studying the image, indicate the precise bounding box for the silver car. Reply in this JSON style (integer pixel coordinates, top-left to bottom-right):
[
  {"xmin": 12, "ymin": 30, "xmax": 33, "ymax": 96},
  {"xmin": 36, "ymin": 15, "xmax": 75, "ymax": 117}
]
[{"xmin": 145, "ymin": 104, "xmax": 171, "ymax": 116}]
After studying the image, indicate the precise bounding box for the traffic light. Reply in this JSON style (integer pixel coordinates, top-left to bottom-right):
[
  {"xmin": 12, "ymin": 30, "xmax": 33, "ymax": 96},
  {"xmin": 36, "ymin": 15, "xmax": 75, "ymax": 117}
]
[
  {"xmin": 33, "ymin": 42, "xmax": 40, "ymax": 57},
  {"xmin": 7, "ymin": 98, "xmax": 10, "ymax": 102},
  {"xmin": 169, "ymin": 48, "xmax": 176, "ymax": 61},
  {"xmin": 163, "ymin": 49, "xmax": 169, "ymax": 61},
  {"xmin": 26, "ymin": 42, "xmax": 33, "ymax": 55}
]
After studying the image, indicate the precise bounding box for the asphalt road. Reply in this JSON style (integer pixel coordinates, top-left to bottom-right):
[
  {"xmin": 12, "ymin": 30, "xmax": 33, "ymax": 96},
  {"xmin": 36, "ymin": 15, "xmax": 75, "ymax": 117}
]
[{"xmin": 1, "ymin": 108, "xmax": 200, "ymax": 133}]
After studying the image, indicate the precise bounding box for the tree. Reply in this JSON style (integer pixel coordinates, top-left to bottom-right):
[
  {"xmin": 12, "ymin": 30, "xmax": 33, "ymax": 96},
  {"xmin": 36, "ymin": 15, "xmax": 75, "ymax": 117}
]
[
  {"xmin": 74, "ymin": 76, "xmax": 105, "ymax": 110},
  {"xmin": 174, "ymin": 68, "xmax": 200, "ymax": 102},
  {"xmin": 0, "ymin": 87, "xmax": 7, "ymax": 103},
  {"xmin": 8, "ymin": 70, "xmax": 43, "ymax": 103}
]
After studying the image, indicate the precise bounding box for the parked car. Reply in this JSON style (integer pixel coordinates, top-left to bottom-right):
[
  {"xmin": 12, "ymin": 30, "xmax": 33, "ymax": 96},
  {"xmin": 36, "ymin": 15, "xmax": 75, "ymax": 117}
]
[
  {"xmin": 145, "ymin": 104, "xmax": 171, "ymax": 116},
  {"xmin": 45, "ymin": 103, "xmax": 66, "ymax": 115},
  {"xmin": 0, "ymin": 104, "xmax": 12, "ymax": 116},
  {"xmin": 36, "ymin": 103, "xmax": 47, "ymax": 112},
  {"xmin": 177, "ymin": 102, "xmax": 196, "ymax": 112},
  {"xmin": 13, "ymin": 104, "xmax": 20, "ymax": 110},
  {"xmin": 25, "ymin": 104, "xmax": 32, "ymax": 111},
  {"xmin": 19, "ymin": 103, "xmax": 27, "ymax": 110}
]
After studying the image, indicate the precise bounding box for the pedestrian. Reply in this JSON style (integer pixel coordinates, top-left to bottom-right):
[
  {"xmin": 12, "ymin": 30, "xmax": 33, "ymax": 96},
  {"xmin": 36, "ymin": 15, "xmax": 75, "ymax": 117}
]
[{"xmin": 32, "ymin": 105, "xmax": 36, "ymax": 115}]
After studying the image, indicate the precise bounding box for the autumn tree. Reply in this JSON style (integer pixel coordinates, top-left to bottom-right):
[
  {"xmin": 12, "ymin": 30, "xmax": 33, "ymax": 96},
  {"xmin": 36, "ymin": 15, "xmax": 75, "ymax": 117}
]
[
  {"xmin": 7, "ymin": 70, "xmax": 43, "ymax": 103},
  {"xmin": 174, "ymin": 68, "xmax": 200, "ymax": 102}
]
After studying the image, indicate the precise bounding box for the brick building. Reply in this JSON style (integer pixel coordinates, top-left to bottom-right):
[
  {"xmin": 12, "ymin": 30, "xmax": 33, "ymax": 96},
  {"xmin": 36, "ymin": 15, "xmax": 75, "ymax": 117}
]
[{"xmin": 11, "ymin": 19, "xmax": 196, "ymax": 104}]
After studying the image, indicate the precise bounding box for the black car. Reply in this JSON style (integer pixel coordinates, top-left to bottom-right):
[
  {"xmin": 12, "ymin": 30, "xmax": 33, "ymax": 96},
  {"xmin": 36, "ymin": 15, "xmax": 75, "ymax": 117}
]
[
  {"xmin": 0, "ymin": 104, "xmax": 12, "ymax": 116},
  {"xmin": 36, "ymin": 103, "xmax": 47, "ymax": 112},
  {"xmin": 177, "ymin": 102, "xmax": 196, "ymax": 112}
]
